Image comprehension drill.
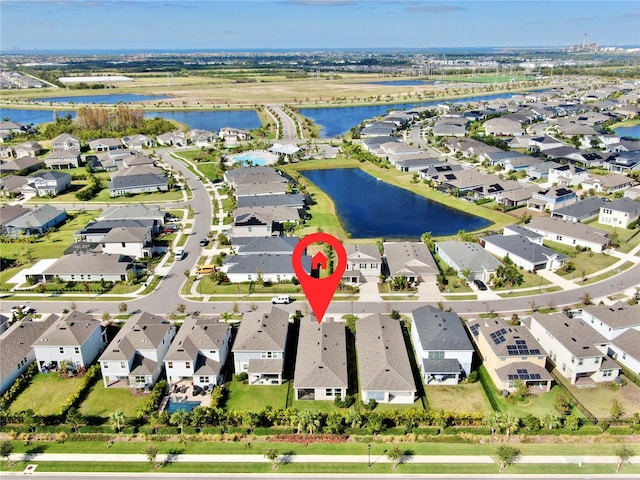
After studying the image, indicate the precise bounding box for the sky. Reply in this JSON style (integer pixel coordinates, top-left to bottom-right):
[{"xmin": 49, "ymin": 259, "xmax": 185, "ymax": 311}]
[{"xmin": 1, "ymin": 0, "xmax": 639, "ymax": 52}]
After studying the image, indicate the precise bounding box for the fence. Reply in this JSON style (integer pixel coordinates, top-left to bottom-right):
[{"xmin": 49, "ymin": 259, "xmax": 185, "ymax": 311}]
[
  {"xmin": 477, "ymin": 366, "xmax": 500, "ymax": 412},
  {"xmin": 549, "ymin": 369, "xmax": 598, "ymax": 424}
]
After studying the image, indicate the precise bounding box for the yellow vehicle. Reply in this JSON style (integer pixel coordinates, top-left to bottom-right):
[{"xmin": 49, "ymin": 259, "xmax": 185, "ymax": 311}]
[{"xmin": 196, "ymin": 264, "xmax": 217, "ymax": 275}]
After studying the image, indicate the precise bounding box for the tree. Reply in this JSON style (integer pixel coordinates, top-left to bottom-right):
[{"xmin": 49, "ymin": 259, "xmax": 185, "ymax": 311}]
[
  {"xmin": 101, "ymin": 312, "xmax": 111, "ymax": 323},
  {"xmin": 109, "ymin": 410, "xmax": 126, "ymax": 433},
  {"xmin": 493, "ymin": 445, "xmax": 520, "ymax": 471},
  {"xmin": 264, "ymin": 448, "xmax": 280, "ymax": 470},
  {"xmin": 176, "ymin": 303, "xmax": 187, "ymax": 315},
  {"xmin": 144, "ymin": 444, "xmax": 160, "ymax": 468},
  {"xmin": 580, "ymin": 292, "xmax": 592, "ymax": 305},
  {"xmin": 66, "ymin": 407, "xmax": 84, "ymax": 433},
  {"xmin": 387, "ymin": 446, "xmax": 404, "ymax": 470},
  {"xmin": 610, "ymin": 398, "xmax": 625, "ymax": 420},
  {"xmin": 615, "ymin": 445, "xmax": 635, "ymax": 472},
  {"xmin": 170, "ymin": 410, "xmax": 189, "ymax": 434},
  {"xmin": 118, "ymin": 302, "xmax": 128, "ymax": 313},
  {"xmin": 554, "ymin": 393, "xmax": 572, "ymax": 416},
  {"xmin": 0, "ymin": 440, "xmax": 14, "ymax": 467}
]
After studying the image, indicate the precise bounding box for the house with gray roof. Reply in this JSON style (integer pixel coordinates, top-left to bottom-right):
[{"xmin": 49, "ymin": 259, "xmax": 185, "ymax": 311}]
[
  {"xmin": 435, "ymin": 241, "xmax": 503, "ymax": 283},
  {"xmin": 88, "ymin": 137, "xmax": 124, "ymax": 152},
  {"xmin": 606, "ymin": 151, "xmax": 640, "ymax": 174},
  {"xmin": 0, "ymin": 314, "xmax": 57, "ymax": 394},
  {"xmin": 294, "ymin": 317, "xmax": 348, "ymax": 401},
  {"xmin": 224, "ymin": 166, "xmax": 284, "ymax": 187},
  {"xmin": 234, "ymin": 236, "xmax": 299, "ymax": 255},
  {"xmin": 23, "ymin": 170, "xmax": 71, "ymax": 197},
  {"xmin": 0, "ymin": 204, "xmax": 29, "ymax": 229},
  {"xmin": 156, "ymin": 130, "xmax": 186, "ymax": 147},
  {"xmin": 522, "ymin": 216, "xmax": 609, "ymax": 252},
  {"xmin": 51, "ymin": 133, "xmax": 80, "ymax": 151},
  {"xmin": 233, "ymin": 206, "xmax": 301, "ymax": 238},
  {"xmin": 75, "ymin": 218, "xmax": 157, "ymax": 243},
  {"xmin": 526, "ymin": 160, "xmax": 563, "ymax": 180},
  {"xmin": 29, "ymin": 253, "xmax": 134, "ymax": 283},
  {"xmin": 528, "ymin": 186, "xmax": 576, "ymax": 212},
  {"xmin": 486, "ymin": 151, "xmax": 540, "ymax": 172},
  {"xmin": 418, "ymin": 163, "xmax": 464, "ymax": 181},
  {"xmin": 0, "ymin": 156, "xmax": 44, "ymax": 174},
  {"xmin": 108, "ymin": 169, "xmax": 169, "ymax": 197},
  {"xmin": 0, "ymin": 175, "xmax": 28, "ymax": 198},
  {"xmin": 361, "ymin": 136, "xmax": 398, "ymax": 154},
  {"xmin": 98, "ymin": 204, "xmax": 166, "ymax": 234},
  {"xmin": 481, "ymin": 231, "xmax": 568, "ymax": 272},
  {"xmin": 577, "ymin": 302, "xmax": 640, "ymax": 341},
  {"xmin": 237, "ymin": 193, "xmax": 305, "ymax": 209},
  {"xmin": 164, "ymin": 316, "xmax": 231, "ymax": 388},
  {"xmin": 528, "ymin": 313, "xmax": 619, "ymax": 385},
  {"xmin": 599, "ymin": 198, "xmax": 640, "ymax": 228},
  {"xmin": 360, "ymin": 123, "xmax": 395, "ymax": 137},
  {"xmin": 610, "ymin": 329, "xmax": 640, "ymax": 376},
  {"xmin": 32, "ymin": 310, "xmax": 106, "ymax": 373},
  {"xmin": 343, "ymin": 243, "xmax": 382, "ymax": 284},
  {"xmin": 466, "ymin": 317, "xmax": 551, "ymax": 392},
  {"xmin": 232, "ymin": 306, "xmax": 289, "ymax": 385},
  {"xmin": 483, "ymin": 116, "xmax": 524, "ymax": 136},
  {"xmin": 494, "ymin": 185, "xmax": 538, "ymax": 208},
  {"xmin": 582, "ymin": 173, "xmax": 634, "ymax": 194},
  {"xmin": 390, "ymin": 155, "xmax": 442, "ymax": 173},
  {"xmin": 221, "ymin": 253, "xmax": 310, "ymax": 283},
  {"xmin": 356, "ymin": 314, "xmax": 416, "ymax": 404},
  {"xmin": 45, "ymin": 149, "xmax": 81, "ymax": 169},
  {"xmin": 122, "ymin": 134, "xmax": 154, "ymax": 151},
  {"xmin": 548, "ymin": 164, "xmax": 589, "ymax": 187},
  {"xmin": 96, "ymin": 226, "xmax": 154, "ymax": 259},
  {"xmin": 410, "ymin": 305, "xmax": 473, "ymax": 385},
  {"xmin": 383, "ymin": 241, "xmax": 438, "ymax": 285},
  {"xmin": 552, "ymin": 197, "xmax": 608, "ymax": 223},
  {"xmin": 99, "ymin": 311, "xmax": 176, "ymax": 389},
  {"xmin": 2, "ymin": 205, "xmax": 67, "ymax": 237}
]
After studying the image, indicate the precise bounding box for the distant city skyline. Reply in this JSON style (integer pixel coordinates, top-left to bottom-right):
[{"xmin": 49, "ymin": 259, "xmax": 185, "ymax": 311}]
[{"xmin": 1, "ymin": 0, "xmax": 639, "ymax": 53}]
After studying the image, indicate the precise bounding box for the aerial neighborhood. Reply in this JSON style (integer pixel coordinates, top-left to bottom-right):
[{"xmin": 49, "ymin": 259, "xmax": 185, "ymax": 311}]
[{"xmin": 1, "ymin": 55, "xmax": 640, "ymax": 475}]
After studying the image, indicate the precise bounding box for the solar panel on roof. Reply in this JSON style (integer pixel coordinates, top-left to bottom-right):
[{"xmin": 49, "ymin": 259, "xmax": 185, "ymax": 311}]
[
  {"xmin": 469, "ymin": 324, "xmax": 480, "ymax": 336},
  {"xmin": 531, "ymin": 374, "xmax": 541, "ymax": 379}
]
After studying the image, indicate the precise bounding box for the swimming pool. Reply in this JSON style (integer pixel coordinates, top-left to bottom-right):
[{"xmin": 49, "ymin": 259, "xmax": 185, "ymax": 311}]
[
  {"xmin": 231, "ymin": 150, "xmax": 278, "ymax": 166},
  {"xmin": 166, "ymin": 398, "xmax": 201, "ymax": 414}
]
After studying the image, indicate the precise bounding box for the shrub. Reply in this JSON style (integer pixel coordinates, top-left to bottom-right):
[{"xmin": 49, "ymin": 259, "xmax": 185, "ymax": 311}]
[{"xmin": 466, "ymin": 371, "xmax": 478, "ymax": 383}]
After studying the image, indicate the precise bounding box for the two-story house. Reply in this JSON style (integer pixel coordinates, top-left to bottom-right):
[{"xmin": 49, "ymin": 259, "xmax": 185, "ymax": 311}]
[
  {"xmin": 294, "ymin": 316, "xmax": 348, "ymax": 401},
  {"xmin": 467, "ymin": 317, "xmax": 552, "ymax": 392},
  {"xmin": 548, "ymin": 164, "xmax": 589, "ymax": 187},
  {"xmin": 23, "ymin": 171, "xmax": 71, "ymax": 197},
  {"xmin": 343, "ymin": 243, "xmax": 382, "ymax": 285},
  {"xmin": 232, "ymin": 306, "xmax": 289, "ymax": 385},
  {"xmin": 32, "ymin": 310, "xmax": 106, "ymax": 373},
  {"xmin": 99, "ymin": 312, "xmax": 176, "ymax": 389},
  {"xmin": 51, "ymin": 133, "xmax": 81, "ymax": 151},
  {"xmin": 528, "ymin": 186, "xmax": 576, "ymax": 212},
  {"xmin": 599, "ymin": 198, "xmax": 640, "ymax": 228},
  {"xmin": 97, "ymin": 226, "xmax": 154, "ymax": 259},
  {"xmin": 411, "ymin": 305, "xmax": 474, "ymax": 385},
  {"xmin": 164, "ymin": 316, "xmax": 232, "ymax": 388}
]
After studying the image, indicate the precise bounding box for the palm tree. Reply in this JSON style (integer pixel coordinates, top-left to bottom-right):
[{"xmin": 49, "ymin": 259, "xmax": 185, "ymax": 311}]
[
  {"xmin": 264, "ymin": 448, "xmax": 280, "ymax": 470},
  {"xmin": 144, "ymin": 444, "xmax": 160, "ymax": 468},
  {"xmin": 109, "ymin": 410, "xmax": 126, "ymax": 433},
  {"xmin": 170, "ymin": 410, "xmax": 190, "ymax": 434},
  {"xmin": 387, "ymin": 446, "xmax": 404, "ymax": 470},
  {"xmin": 493, "ymin": 445, "xmax": 520, "ymax": 471}
]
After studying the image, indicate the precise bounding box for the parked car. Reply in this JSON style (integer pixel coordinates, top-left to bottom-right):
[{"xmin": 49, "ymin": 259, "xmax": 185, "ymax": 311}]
[
  {"xmin": 271, "ymin": 295, "xmax": 291, "ymax": 304},
  {"xmin": 199, "ymin": 238, "xmax": 209, "ymax": 247},
  {"xmin": 473, "ymin": 279, "xmax": 488, "ymax": 291},
  {"xmin": 11, "ymin": 305, "xmax": 34, "ymax": 315},
  {"xmin": 164, "ymin": 224, "xmax": 179, "ymax": 233},
  {"xmin": 174, "ymin": 249, "xmax": 186, "ymax": 261}
]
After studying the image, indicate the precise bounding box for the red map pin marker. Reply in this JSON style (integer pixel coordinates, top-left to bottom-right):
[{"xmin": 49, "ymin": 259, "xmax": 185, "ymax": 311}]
[{"xmin": 292, "ymin": 232, "xmax": 346, "ymax": 324}]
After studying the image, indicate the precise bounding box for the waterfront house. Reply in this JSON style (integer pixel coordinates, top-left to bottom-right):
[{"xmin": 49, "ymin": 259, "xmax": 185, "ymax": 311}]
[
  {"xmin": 382, "ymin": 241, "xmax": 439, "ymax": 285},
  {"xmin": 552, "ymin": 197, "xmax": 608, "ymax": 223},
  {"xmin": 521, "ymin": 216, "xmax": 609, "ymax": 253},
  {"xmin": 343, "ymin": 243, "xmax": 382, "ymax": 284},
  {"xmin": 51, "ymin": 133, "xmax": 80, "ymax": 151},
  {"xmin": 435, "ymin": 241, "xmax": 503, "ymax": 283},
  {"xmin": 528, "ymin": 186, "xmax": 576, "ymax": 212}
]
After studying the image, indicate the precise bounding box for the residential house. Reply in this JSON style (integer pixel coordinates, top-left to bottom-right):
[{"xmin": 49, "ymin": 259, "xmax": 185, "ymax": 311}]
[
  {"xmin": 0, "ymin": 205, "xmax": 29, "ymax": 232},
  {"xmin": 410, "ymin": 305, "xmax": 474, "ymax": 385},
  {"xmin": 598, "ymin": 198, "xmax": 640, "ymax": 228},
  {"xmin": 29, "ymin": 253, "xmax": 134, "ymax": 283},
  {"xmin": 221, "ymin": 253, "xmax": 310, "ymax": 283},
  {"xmin": 610, "ymin": 329, "xmax": 640, "ymax": 376},
  {"xmin": 99, "ymin": 312, "xmax": 175, "ymax": 389},
  {"xmin": 382, "ymin": 241, "xmax": 439, "ymax": 284},
  {"xmin": 96, "ymin": 226, "xmax": 154, "ymax": 259},
  {"xmin": 528, "ymin": 136, "xmax": 565, "ymax": 153},
  {"xmin": 552, "ymin": 197, "xmax": 608, "ymax": 223},
  {"xmin": 2, "ymin": 205, "xmax": 67, "ymax": 237},
  {"xmin": 164, "ymin": 316, "xmax": 232, "ymax": 387},
  {"xmin": 548, "ymin": 164, "xmax": 589, "ymax": 187},
  {"xmin": 44, "ymin": 149, "xmax": 81, "ymax": 169},
  {"xmin": 624, "ymin": 185, "xmax": 640, "ymax": 201},
  {"xmin": 480, "ymin": 230, "xmax": 568, "ymax": 272},
  {"xmin": 122, "ymin": 134, "xmax": 154, "ymax": 151},
  {"xmin": 522, "ymin": 216, "xmax": 609, "ymax": 253},
  {"xmin": 233, "ymin": 236, "xmax": 299, "ymax": 255},
  {"xmin": 389, "ymin": 155, "xmax": 441, "ymax": 173},
  {"xmin": 156, "ymin": 130, "xmax": 187, "ymax": 147},
  {"xmin": 528, "ymin": 313, "xmax": 619, "ymax": 385},
  {"xmin": 578, "ymin": 302, "xmax": 640, "ymax": 341},
  {"xmin": 380, "ymin": 142, "xmax": 422, "ymax": 158},
  {"xmin": 219, "ymin": 127, "xmax": 251, "ymax": 142},
  {"xmin": 466, "ymin": 317, "xmax": 552, "ymax": 392},
  {"xmin": 494, "ymin": 185, "xmax": 538, "ymax": 208},
  {"xmin": 526, "ymin": 160, "xmax": 563, "ymax": 180},
  {"xmin": 88, "ymin": 137, "xmax": 124, "ymax": 152},
  {"xmin": 356, "ymin": 314, "xmax": 417, "ymax": 404},
  {"xmin": 0, "ymin": 175, "xmax": 28, "ymax": 198},
  {"xmin": 98, "ymin": 204, "xmax": 167, "ymax": 234},
  {"xmin": 294, "ymin": 317, "xmax": 348, "ymax": 401},
  {"xmin": 0, "ymin": 315, "xmax": 57, "ymax": 394},
  {"xmin": 418, "ymin": 163, "xmax": 464, "ymax": 182},
  {"xmin": 471, "ymin": 179, "xmax": 523, "ymax": 202},
  {"xmin": 232, "ymin": 306, "xmax": 289, "ymax": 385},
  {"xmin": 582, "ymin": 174, "xmax": 634, "ymax": 194},
  {"xmin": 224, "ymin": 166, "xmax": 286, "ymax": 189},
  {"xmin": 343, "ymin": 243, "xmax": 382, "ymax": 284},
  {"xmin": 606, "ymin": 151, "xmax": 640, "ymax": 173},
  {"xmin": 435, "ymin": 241, "xmax": 503, "ymax": 283},
  {"xmin": 236, "ymin": 193, "xmax": 306, "ymax": 209},
  {"xmin": 0, "ymin": 156, "xmax": 44, "ymax": 174},
  {"xmin": 189, "ymin": 129, "xmax": 216, "ymax": 147},
  {"xmin": 483, "ymin": 116, "xmax": 524, "ymax": 136},
  {"xmin": 75, "ymin": 219, "xmax": 157, "ymax": 243},
  {"xmin": 51, "ymin": 133, "xmax": 80, "ymax": 151},
  {"xmin": 486, "ymin": 151, "xmax": 540, "ymax": 172},
  {"xmin": 232, "ymin": 207, "xmax": 300, "ymax": 238},
  {"xmin": 528, "ymin": 186, "xmax": 576, "ymax": 212},
  {"xmin": 431, "ymin": 170, "xmax": 502, "ymax": 197},
  {"xmin": 445, "ymin": 138, "xmax": 503, "ymax": 160},
  {"xmin": 108, "ymin": 168, "xmax": 169, "ymax": 196},
  {"xmin": 33, "ymin": 310, "xmax": 107, "ymax": 372},
  {"xmin": 22, "ymin": 171, "xmax": 71, "ymax": 197}
]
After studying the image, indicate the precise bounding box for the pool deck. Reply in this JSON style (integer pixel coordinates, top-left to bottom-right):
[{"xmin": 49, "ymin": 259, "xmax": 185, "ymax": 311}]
[
  {"xmin": 227, "ymin": 150, "xmax": 279, "ymax": 166},
  {"xmin": 158, "ymin": 380, "xmax": 214, "ymax": 412}
]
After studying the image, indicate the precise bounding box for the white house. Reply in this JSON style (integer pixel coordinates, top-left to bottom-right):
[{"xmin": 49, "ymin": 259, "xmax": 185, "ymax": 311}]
[
  {"xmin": 221, "ymin": 253, "xmax": 310, "ymax": 283},
  {"xmin": 23, "ymin": 171, "xmax": 71, "ymax": 197},
  {"xmin": 356, "ymin": 314, "xmax": 416, "ymax": 404},
  {"xmin": 548, "ymin": 164, "xmax": 589, "ymax": 187},
  {"xmin": 32, "ymin": 310, "xmax": 106, "ymax": 373},
  {"xmin": 528, "ymin": 313, "xmax": 619, "ymax": 385},
  {"xmin": 343, "ymin": 243, "xmax": 382, "ymax": 284},
  {"xmin": 598, "ymin": 198, "xmax": 640, "ymax": 228},
  {"xmin": 51, "ymin": 133, "xmax": 81, "ymax": 151},
  {"xmin": 232, "ymin": 306, "xmax": 289, "ymax": 385},
  {"xmin": 99, "ymin": 312, "xmax": 176, "ymax": 389},
  {"xmin": 410, "ymin": 305, "xmax": 474, "ymax": 385},
  {"xmin": 610, "ymin": 329, "xmax": 640, "ymax": 376},
  {"xmin": 577, "ymin": 302, "xmax": 640, "ymax": 341},
  {"xmin": 382, "ymin": 241, "xmax": 439, "ymax": 285},
  {"xmin": 481, "ymin": 231, "xmax": 568, "ymax": 272},
  {"xmin": 522, "ymin": 217, "xmax": 609, "ymax": 253},
  {"xmin": 164, "ymin": 316, "xmax": 232, "ymax": 388},
  {"xmin": 97, "ymin": 226, "xmax": 154, "ymax": 259},
  {"xmin": 435, "ymin": 241, "xmax": 503, "ymax": 283}
]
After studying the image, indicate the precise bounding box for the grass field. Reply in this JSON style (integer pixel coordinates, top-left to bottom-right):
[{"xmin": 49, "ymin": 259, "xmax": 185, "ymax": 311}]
[
  {"xmin": 79, "ymin": 381, "xmax": 152, "ymax": 418},
  {"xmin": 9, "ymin": 373, "xmax": 84, "ymax": 416},
  {"xmin": 196, "ymin": 277, "xmax": 302, "ymax": 296},
  {"xmin": 425, "ymin": 383, "xmax": 492, "ymax": 414},
  {"xmin": 224, "ymin": 380, "xmax": 290, "ymax": 411}
]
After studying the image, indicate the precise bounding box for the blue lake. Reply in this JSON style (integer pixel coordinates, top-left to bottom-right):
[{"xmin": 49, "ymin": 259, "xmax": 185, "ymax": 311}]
[
  {"xmin": 34, "ymin": 94, "xmax": 170, "ymax": 104},
  {"xmin": 0, "ymin": 108, "xmax": 261, "ymax": 132},
  {"xmin": 615, "ymin": 125, "xmax": 640, "ymax": 140},
  {"xmin": 300, "ymin": 168, "xmax": 491, "ymax": 239},
  {"xmin": 298, "ymin": 92, "xmax": 535, "ymax": 138}
]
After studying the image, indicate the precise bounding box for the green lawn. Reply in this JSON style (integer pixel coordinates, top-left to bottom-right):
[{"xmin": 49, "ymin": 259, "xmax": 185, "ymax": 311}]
[
  {"xmin": 492, "ymin": 269, "xmax": 551, "ymax": 291},
  {"xmin": 552, "ymin": 248, "xmax": 619, "ymax": 279},
  {"xmin": 79, "ymin": 381, "xmax": 152, "ymax": 418},
  {"xmin": 426, "ymin": 383, "xmax": 492, "ymax": 414},
  {"xmin": 224, "ymin": 380, "xmax": 290, "ymax": 411},
  {"xmin": 10, "ymin": 373, "xmax": 84, "ymax": 416},
  {"xmin": 196, "ymin": 277, "xmax": 302, "ymax": 296}
]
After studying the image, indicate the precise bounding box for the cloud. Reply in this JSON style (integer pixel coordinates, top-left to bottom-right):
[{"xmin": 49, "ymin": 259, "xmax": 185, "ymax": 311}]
[{"xmin": 406, "ymin": 5, "xmax": 465, "ymax": 13}]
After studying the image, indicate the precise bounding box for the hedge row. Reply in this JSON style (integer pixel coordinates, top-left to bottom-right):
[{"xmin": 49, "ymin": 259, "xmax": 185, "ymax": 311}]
[{"xmin": 0, "ymin": 363, "xmax": 38, "ymax": 411}]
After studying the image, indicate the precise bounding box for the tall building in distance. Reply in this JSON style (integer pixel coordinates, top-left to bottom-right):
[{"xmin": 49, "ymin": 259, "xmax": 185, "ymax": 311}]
[{"xmin": 569, "ymin": 33, "xmax": 598, "ymax": 53}]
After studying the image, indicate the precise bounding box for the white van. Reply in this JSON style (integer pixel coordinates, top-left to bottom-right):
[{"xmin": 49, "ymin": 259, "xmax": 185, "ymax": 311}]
[
  {"xmin": 174, "ymin": 249, "xmax": 185, "ymax": 261},
  {"xmin": 271, "ymin": 295, "xmax": 291, "ymax": 304}
]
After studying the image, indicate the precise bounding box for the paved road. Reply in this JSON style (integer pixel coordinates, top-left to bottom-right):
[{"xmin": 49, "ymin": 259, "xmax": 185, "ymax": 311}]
[{"xmin": 268, "ymin": 104, "xmax": 300, "ymax": 143}]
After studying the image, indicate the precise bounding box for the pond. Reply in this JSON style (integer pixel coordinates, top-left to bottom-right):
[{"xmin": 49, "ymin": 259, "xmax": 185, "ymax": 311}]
[
  {"xmin": 300, "ymin": 168, "xmax": 491, "ymax": 239},
  {"xmin": 0, "ymin": 108, "xmax": 261, "ymax": 131},
  {"xmin": 297, "ymin": 92, "xmax": 539, "ymax": 138},
  {"xmin": 33, "ymin": 94, "xmax": 170, "ymax": 104},
  {"xmin": 615, "ymin": 125, "xmax": 640, "ymax": 140}
]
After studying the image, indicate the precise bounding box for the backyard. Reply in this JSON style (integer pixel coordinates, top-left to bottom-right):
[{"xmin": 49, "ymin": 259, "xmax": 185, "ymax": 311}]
[
  {"xmin": 9, "ymin": 373, "xmax": 84, "ymax": 416},
  {"xmin": 224, "ymin": 380, "xmax": 290, "ymax": 411},
  {"xmin": 425, "ymin": 383, "xmax": 493, "ymax": 415},
  {"xmin": 79, "ymin": 381, "xmax": 153, "ymax": 418}
]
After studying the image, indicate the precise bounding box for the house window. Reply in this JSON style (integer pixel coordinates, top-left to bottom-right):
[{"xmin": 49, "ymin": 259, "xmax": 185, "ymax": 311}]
[
  {"xmin": 59, "ymin": 347, "xmax": 64, "ymax": 354},
  {"xmin": 325, "ymin": 388, "xmax": 334, "ymax": 396},
  {"xmin": 428, "ymin": 351, "xmax": 445, "ymax": 360},
  {"xmin": 167, "ymin": 362, "xmax": 173, "ymax": 369},
  {"xmin": 120, "ymin": 361, "xmax": 126, "ymax": 369},
  {"xmin": 578, "ymin": 359, "xmax": 583, "ymax": 366},
  {"xmin": 74, "ymin": 347, "xmax": 80, "ymax": 354},
  {"xmin": 185, "ymin": 362, "xmax": 191, "ymax": 369},
  {"xmin": 199, "ymin": 376, "xmax": 210, "ymax": 383},
  {"xmin": 622, "ymin": 352, "xmax": 627, "ymax": 360},
  {"xmin": 134, "ymin": 376, "xmax": 146, "ymax": 384},
  {"xmin": 603, "ymin": 370, "xmax": 612, "ymax": 377},
  {"xmin": 367, "ymin": 391, "xmax": 385, "ymax": 402},
  {"xmin": 556, "ymin": 235, "xmax": 562, "ymax": 241}
]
